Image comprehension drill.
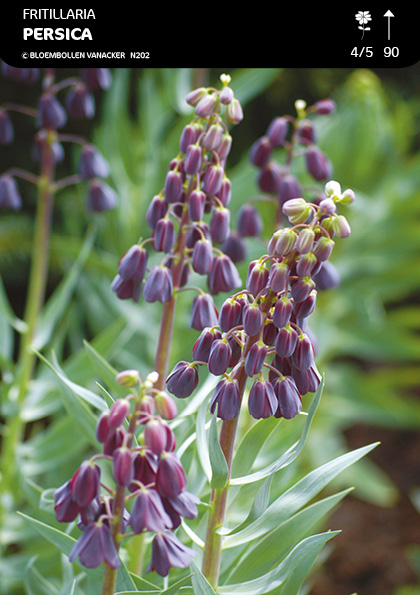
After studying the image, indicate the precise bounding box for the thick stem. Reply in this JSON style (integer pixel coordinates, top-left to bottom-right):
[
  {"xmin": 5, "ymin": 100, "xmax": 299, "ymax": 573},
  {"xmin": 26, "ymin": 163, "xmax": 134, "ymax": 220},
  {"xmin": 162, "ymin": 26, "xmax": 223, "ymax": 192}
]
[{"xmin": 201, "ymin": 291, "xmax": 277, "ymax": 587}]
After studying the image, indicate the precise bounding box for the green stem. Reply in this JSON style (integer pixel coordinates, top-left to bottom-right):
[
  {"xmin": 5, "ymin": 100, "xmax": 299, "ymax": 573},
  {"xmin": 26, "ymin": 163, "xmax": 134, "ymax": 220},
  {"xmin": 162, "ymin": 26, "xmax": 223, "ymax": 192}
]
[
  {"xmin": 201, "ymin": 290, "xmax": 277, "ymax": 588},
  {"xmin": 0, "ymin": 133, "xmax": 55, "ymax": 508}
]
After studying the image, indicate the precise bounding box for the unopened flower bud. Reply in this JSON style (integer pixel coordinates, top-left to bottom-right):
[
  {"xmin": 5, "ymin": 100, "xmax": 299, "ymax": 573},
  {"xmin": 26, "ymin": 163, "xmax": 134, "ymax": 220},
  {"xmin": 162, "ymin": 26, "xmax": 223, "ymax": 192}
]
[
  {"xmin": 268, "ymin": 261, "xmax": 289, "ymax": 293},
  {"xmin": 112, "ymin": 446, "xmax": 134, "ymax": 486},
  {"xmin": 115, "ymin": 369, "xmax": 141, "ymax": 388},
  {"xmin": 153, "ymin": 217, "xmax": 176, "ymax": 253},
  {"xmin": 190, "ymin": 293, "xmax": 218, "ymax": 331},
  {"xmin": 188, "ymin": 189, "xmax": 206, "ymax": 221},
  {"xmin": 185, "ymin": 87, "xmax": 207, "ymax": 107},
  {"xmin": 305, "ymin": 147, "xmax": 332, "ymax": 182},
  {"xmin": 195, "ymin": 93, "xmax": 218, "ymax": 117},
  {"xmin": 225, "ymin": 98, "xmax": 243, "ymax": 125},
  {"xmin": 79, "ymin": 144, "xmax": 109, "ymax": 180},
  {"xmin": 293, "ymin": 290, "xmax": 317, "ymax": 319},
  {"xmin": 313, "ymin": 236, "xmax": 335, "ymax": 262},
  {"xmin": 268, "ymin": 228, "xmax": 297, "ymax": 256},
  {"xmin": 0, "ymin": 174, "xmax": 21, "ymax": 209},
  {"xmin": 273, "ymin": 296, "xmax": 293, "ymax": 329},
  {"xmin": 282, "ymin": 198, "xmax": 308, "ymax": 219},
  {"xmin": 292, "ymin": 333, "xmax": 315, "ymax": 372},
  {"xmin": 340, "ymin": 188, "xmax": 356, "ymax": 205},
  {"xmin": 184, "ymin": 143, "xmax": 202, "ymax": 175},
  {"xmin": 246, "ymin": 260, "xmax": 269, "ymax": 296},
  {"xmin": 296, "ymin": 252, "xmax": 318, "ymax": 277},
  {"xmin": 219, "ymin": 85, "xmax": 234, "ymax": 105},
  {"xmin": 291, "ymin": 276, "xmax": 316, "ymax": 303},
  {"xmin": 216, "ymin": 177, "xmax": 232, "ymax": 206},
  {"xmin": 66, "ymin": 82, "xmax": 95, "ymax": 119},
  {"xmin": 154, "ymin": 391, "xmax": 178, "ymax": 420},
  {"xmin": 108, "ymin": 399, "xmax": 130, "ymax": 429},
  {"xmin": 237, "ymin": 204, "xmax": 263, "ymax": 238},
  {"xmin": 219, "ymin": 297, "xmax": 243, "ymax": 332},
  {"xmin": 318, "ymin": 198, "xmax": 336, "ymax": 216},
  {"xmin": 209, "ymin": 377, "xmax": 240, "ymax": 420},
  {"xmin": 143, "ymin": 266, "xmax": 173, "ymax": 303},
  {"xmin": 296, "ymin": 228, "xmax": 315, "ymax": 254},
  {"xmin": 156, "ymin": 452, "xmax": 187, "ymax": 499},
  {"xmin": 203, "ymin": 164, "xmax": 224, "ymax": 196},
  {"xmin": 192, "ymin": 238, "xmax": 214, "ymax": 275},
  {"xmin": 146, "ymin": 194, "xmax": 168, "ymax": 230},
  {"xmin": 87, "ymin": 179, "xmax": 117, "ymax": 212},
  {"xmin": 266, "ymin": 117, "xmax": 288, "ymax": 147},
  {"xmin": 202, "ymin": 123, "xmax": 224, "ymax": 151},
  {"xmin": 244, "ymin": 340, "xmax": 268, "ymax": 377},
  {"xmin": 217, "ymin": 132, "xmax": 233, "ymax": 161},
  {"xmin": 332, "ymin": 214, "xmax": 351, "ymax": 238},
  {"xmin": 38, "ymin": 91, "xmax": 67, "ymax": 129},
  {"xmin": 249, "ymin": 136, "xmax": 272, "ymax": 168},
  {"xmin": 166, "ymin": 361, "xmax": 199, "ymax": 399},
  {"xmin": 118, "ymin": 245, "xmax": 148, "ymax": 282},
  {"xmin": 192, "ymin": 327, "xmax": 222, "ymax": 363},
  {"xmin": 275, "ymin": 324, "xmax": 298, "ymax": 358},
  {"xmin": 296, "ymin": 119, "xmax": 316, "ymax": 145},
  {"xmin": 248, "ymin": 378, "xmax": 277, "ymax": 419},
  {"xmin": 210, "ymin": 207, "xmax": 230, "ymax": 244},
  {"xmin": 144, "ymin": 419, "xmax": 175, "ymax": 456},
  {"xmin": 208, "ymin": 338, "xmax": 232, "ymax": 376},
  {"xmin": 164, "ymin": 169, "xmax": 183, "ymax": 204},
  {"xmin": 312, "ymin": 98, "xmax": 336, "ymax": 114},
  {"xmin": 96, "ymin": 410, "xmax": 111, "ymax": 443},
  {"xmin": 242, "ymin": 301, "xmax": 264, "ymax": 337},
  {"xmin": 179, "ymin": 123, "xmax": 200, "ymax": 153}
]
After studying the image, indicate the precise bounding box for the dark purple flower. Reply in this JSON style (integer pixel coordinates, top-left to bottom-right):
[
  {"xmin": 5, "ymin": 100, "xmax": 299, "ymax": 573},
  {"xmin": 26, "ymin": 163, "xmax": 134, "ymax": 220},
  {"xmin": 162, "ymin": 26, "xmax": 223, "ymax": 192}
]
[
  {"xmin": 291, "ymin": 334, "xmax": 315, "ymax": 372},
  {"xmin": 312, "ymin": 261, "xmax": 340, "ymax": 290},
  {"xmin": 268, "ymin": 261, "xmax": 289, "ymax": 294},
  {"xmin": 156, "ymin": 452, "xmax": 187, "ymax": 499},
  {"xmin": 203, "ymin": 164, "xmax": 224, "ymax": 196},
  {"xmin": 278, "ymin": 174, "xmax": 302, "ymax": 205},
  {"xmin": 70, "ymin": 461, "xmax": 101, "ymax": 509},
  {"xmin": 192, "ymin": 328, "xmax": 222, "ymax": 363},
  {"xmin": 118, "ymin": 244, "xmax": 148, "ymax": 283},
  {"xmin": 273, "ymin": 375, "xmax": 302, "ymax": 419},
  {"xmin": 111, "ymin": 275, "xmax": 142, "ymax": 302},
  {"xmin": 166, "ymin": 490, "xmax": 200, "ymax": 521},
  {"xmin": 296, "ymin": 119, "xmax": 316, "ymax": 145},
  {"xmin": 208, "ymin": 338, "xmax": 232, "ymax": 376},
  {"xmin": 32, "ymin": 129, "xmax": 64, "ymax": 164},
  {"xmin": 293, "ymin": 290, "xmax": 317, "ymax": 320},
  {"xmin": 218, "ymin": 297, "xmax": 243, "ymax": 333},
  {"xmin": 113, "ymin": 447, "xmax": 135, "ymax": 487},
  {"xmin": 130, "ymin": 488, "xmax": 173, "ymax": 534},
  {"xmin": 305, "ymin": 146, "xmax": 332, "ymax": 181},
  {"xmin": 103, "ymin": 427, "xmax": 126, "ymax": 456},
  {"xmin": 220, "ymin": 232, "xmax": 247, "ymax": 264},
  {"xmin": 166, "ymin": 361, "xmax": 199, "ymax": 399},
  {"xmin": 192, "ymin": 239, "xmax": 214, "ymax": 275},
  {"xmin": 66, "ymin": 82, "xmax": 95, "ymax": 119},
  {"xmin": 275, "ymin": 325, "xmax": 298, "ymax": 358},
  {"xmin": 210, "ymin": 207, "xmax": 230, "ymax": 244},
  {"xmin": 0, "ymin": 109, "xmax": 13, "ymax": 144},
  {"xmin": 209, "ymin": 377, "xmax": 241, "ymax": 420},
  {"xmin": 195, "ymin": 92, "xmax": 218, "ymax": 117},
  {"xmin": 179, "ymin": 123, "xmax": 200, "ymax": 153},
  {"xmin": 54, "ymin": 480, "xmax": 81, "ymax": 523},
  {"xmin": 81, "ymin": 68, "xmax": 112, "ymax": 90},
  {"xmin": 130, "ymin": 449, "xmax": 158, "ymax": 490},
  {"xmin": 190, "ymin": 293, "xmax": 218, "ymax": 331},
  {"xmin": 164, "ymin": 169, "xmax": 183, "ymax": 204},
  {"xmin": 188, "ymin": 189, "xmax": 206, "ymax": 222},
  {"xmin": 246, "ymin": 260, "xmax": 269, "ymax": 296},
  {"xmin": 237, "ymin": 204, "xmax": 263, "ymax": 238},
  {"xmin": 144, "ymin": 419, "xmax": 176, "ymax": 457},
  {"xmin": 248, "ymin": 379, "xmax": 277, "ymax": 419},
  {"xmin": 244, "ymin": 341, "xmax": 268, "ymax": 377},
  {"xmin": 312, "ymin": 98, "xmax": 336, "ymax": 115},
  {"xmin": 272, "ymin": 296, "xmax": 293, "ymax": 329},
  {"xmin": 202, "ymin": 123, "xmax": 224, "ymax": 151},
  {"xmin": 147, "ymin": 531, "xmax": 196, "ymax": 577},
  {"xmin": 38, "ymin": 92, "xmax": 67, "ymax": 129},
  {"xmin": 0, "ymin": 174, "xmax": 22, "ymax": 209},
  {"xmin": 313, "ymin": 236, "xmax": 335, "ymax": 262},
  {"xmin": 143, "ymin": 266, "xmax": 173, "ymax": 303},
  {"xmin": 257, "ymin": 160, "xmax": 283, "ymax": 193},
  {"xmin": 153, "ymin": 217, "xmax": 176, "ymax": 253},
  {"xmin": 184, "ymin": 143, "xmax": 202, "ymax": 175},
  {"xmin": 146, "ymin": 194, "xmax": 168, "ymax": 230},
  {"xmin": 291, "ymin": 276, "xmax": 316, "ymax": 303},
  {"xmin": 87, "ymin": 179, "xmax": 118, "ymax": 212},
  {"xmin": 78, "ymin": 144, "xmax": 109, "ymax": 179},
  {"xmin": 207, "ymin": 254, "xmax": 241, "ymax": 296},
  {"xmin": 242, "ymin": 302, "xmax": 264, "ymax": 337},
  {"xmin": 266, "ymin": 116, "xmax": 289, "ymax": 147},
  {"xmin": 69, "ymin": 520, "xmax": 121, "ymax": 569},
  {"xmin": 249, "ymin": 136, "xmax": 272, "ymax": 167}
]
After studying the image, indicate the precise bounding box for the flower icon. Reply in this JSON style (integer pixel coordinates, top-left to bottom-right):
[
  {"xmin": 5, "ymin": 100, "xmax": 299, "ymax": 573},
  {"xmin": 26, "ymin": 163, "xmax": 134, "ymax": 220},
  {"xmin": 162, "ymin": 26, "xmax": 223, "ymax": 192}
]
[{"xmin": 355, "ymin": 11, "xmax": 372, "ymax": 39}]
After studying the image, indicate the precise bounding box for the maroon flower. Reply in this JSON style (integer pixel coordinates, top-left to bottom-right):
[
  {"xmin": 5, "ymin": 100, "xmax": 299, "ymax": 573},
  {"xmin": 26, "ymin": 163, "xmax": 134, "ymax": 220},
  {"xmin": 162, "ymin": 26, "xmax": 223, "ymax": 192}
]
[
  {"xmin": 190, "ymin": 293, "xmax": 218, "ymax": 331},
  {"xmin": 209, "ymin": 377, "xmax": 241, "ymax": 421},
  {"xmin": 208, "ymin": 338, "xmax": 232, "ymax": 377},
  {"xmin": 273, "ymin": 376, "xmax": 302, "ymax": 419},
  {"xmin": 166, "ymin": 361, "xmax": 199, "ymax": 399},
  {"xmin": 69, "ymin": 519, "xmax": 121, "ymax": 569},
  {"xmin": 146, "ymin": 531, "xmax": 196, "ymax": 577},
  {"xmin": 70, "ymin": 462, "xmax": 100, "ymax": 509},
  {"xmin": 248, "ymin": 379, "xmax": 277, "ymax": 419},
  {"xmin": 130, "ymin": 488, "xmax": 173, "ymax": 534},
  {"xmin": 54, "ymin": 480, "xmax": 81, "ymax": 523},
  {"xmin": 143, "ymin": 266, "xmax": 173, "ymax": 304},
  {"xmin": 156, "ymin": 452, "xmax": 187, "ymax": 499}
]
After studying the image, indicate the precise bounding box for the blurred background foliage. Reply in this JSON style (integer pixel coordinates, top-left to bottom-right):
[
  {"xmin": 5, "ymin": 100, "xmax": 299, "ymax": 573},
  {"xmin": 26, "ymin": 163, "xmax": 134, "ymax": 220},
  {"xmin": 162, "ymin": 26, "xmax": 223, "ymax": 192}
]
[{"xmin": 1, "ymin": 66, "xmax": 420, "ymax": 594}]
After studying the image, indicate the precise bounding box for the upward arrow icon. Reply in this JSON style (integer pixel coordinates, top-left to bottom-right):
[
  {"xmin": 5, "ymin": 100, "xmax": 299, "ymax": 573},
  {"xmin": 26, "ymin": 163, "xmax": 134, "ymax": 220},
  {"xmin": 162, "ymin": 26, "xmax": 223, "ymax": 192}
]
[{"xmin": 384, "ymin": 10, "xmax": 394, "ymax": 40}]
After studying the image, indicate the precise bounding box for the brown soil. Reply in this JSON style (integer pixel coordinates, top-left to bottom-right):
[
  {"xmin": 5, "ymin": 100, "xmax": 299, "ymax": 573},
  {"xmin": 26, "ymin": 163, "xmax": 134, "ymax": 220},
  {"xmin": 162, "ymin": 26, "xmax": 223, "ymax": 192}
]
[{"xmin": 309, "ymin": 425, "xmax": 420, "ymax": 595}]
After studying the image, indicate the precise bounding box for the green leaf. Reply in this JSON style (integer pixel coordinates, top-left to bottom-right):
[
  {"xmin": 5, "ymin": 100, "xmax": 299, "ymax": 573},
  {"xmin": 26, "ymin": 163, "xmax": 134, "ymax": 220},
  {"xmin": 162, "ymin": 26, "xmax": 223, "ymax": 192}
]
[
  {"xmin": 218, "ymin": 531, "xmax": 338, "ymax": 595},
  {"xmin": 221, "ymin": 442, "xmax": 378, "ymax": 547},
  {"xmin": 209, "ymin": 416, "xmax": 229, "ymax": 490},
  {"xmin": 230, "ymin": 377, "xmax": 324, "ymax": 486},
  {"xmin": 190, "ymin": 560, "xmax": 217, "ymax": 595}
]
